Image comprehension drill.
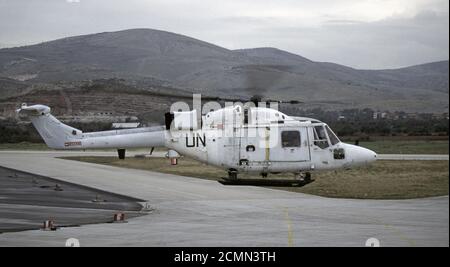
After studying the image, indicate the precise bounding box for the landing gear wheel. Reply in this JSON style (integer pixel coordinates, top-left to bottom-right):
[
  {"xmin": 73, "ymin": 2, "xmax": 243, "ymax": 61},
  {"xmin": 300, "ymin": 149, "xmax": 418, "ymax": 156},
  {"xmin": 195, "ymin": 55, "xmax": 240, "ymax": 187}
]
[
  {"xmin": 228, "ymin": 169, "xmax": 238, "ymax": 180},
  {"xmin": 295, "ymin": 172, "xmax": 312, "ymax": 183},
  {"xmin": 304, "ymin": 172, "xmax": 312, "ymax": 183}
]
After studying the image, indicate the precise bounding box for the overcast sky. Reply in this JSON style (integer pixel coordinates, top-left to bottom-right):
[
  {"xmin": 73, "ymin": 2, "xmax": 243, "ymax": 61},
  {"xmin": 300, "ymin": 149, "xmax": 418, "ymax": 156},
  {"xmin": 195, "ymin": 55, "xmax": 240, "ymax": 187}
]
[{"xmin": 0, "ymin": 0, "xmax": 448, "ymax": 69}]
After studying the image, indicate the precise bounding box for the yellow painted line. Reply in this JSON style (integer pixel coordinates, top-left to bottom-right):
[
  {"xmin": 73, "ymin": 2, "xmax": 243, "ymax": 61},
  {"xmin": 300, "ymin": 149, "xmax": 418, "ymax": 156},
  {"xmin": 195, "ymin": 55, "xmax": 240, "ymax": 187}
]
[
  {"xmin": 382, "ymin": 223, "xmax": 417, "ymax": 247},
  {"xmin": 283, "ymin": 207, "xmax": 294, "ymax": 247},
  {"xmin": 370, "ymin": 217, "xmax": 417, "ymax": 247}
]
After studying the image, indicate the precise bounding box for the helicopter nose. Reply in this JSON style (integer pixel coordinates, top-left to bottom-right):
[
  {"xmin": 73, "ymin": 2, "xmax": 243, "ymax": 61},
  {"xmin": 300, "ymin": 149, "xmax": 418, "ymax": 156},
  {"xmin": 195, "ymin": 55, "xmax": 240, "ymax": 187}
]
[{"xmin": 344, "ymin": 143, "xmax": 377, "ymax": 166}]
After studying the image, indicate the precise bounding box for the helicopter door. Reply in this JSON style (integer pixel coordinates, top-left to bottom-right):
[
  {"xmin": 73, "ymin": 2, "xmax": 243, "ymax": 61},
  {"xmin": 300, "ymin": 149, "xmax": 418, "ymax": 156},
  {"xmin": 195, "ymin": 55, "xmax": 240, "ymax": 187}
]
[
  {"xmin": 269, "ymin": 127, "xmax": 311, "ymax": 162},
  {"xmin": 239, "ymin": 126, "xmax": 311, "ymax": 164},
  {"xmin": 238, "ymin": 126, "xmax": 269, "ymax": 165}
]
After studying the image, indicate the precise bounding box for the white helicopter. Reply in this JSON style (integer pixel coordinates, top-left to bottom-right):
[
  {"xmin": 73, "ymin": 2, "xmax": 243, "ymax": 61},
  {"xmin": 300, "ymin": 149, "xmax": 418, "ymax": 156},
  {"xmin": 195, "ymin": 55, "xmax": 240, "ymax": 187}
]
[{"xmin": 16, "ymin": 95, "xmax": 377, "ymax": 183}]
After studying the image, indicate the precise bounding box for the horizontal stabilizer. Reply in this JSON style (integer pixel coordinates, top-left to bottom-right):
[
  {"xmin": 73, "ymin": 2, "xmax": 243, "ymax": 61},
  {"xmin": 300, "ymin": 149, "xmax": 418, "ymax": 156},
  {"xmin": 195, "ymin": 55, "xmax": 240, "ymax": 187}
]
[{"xmin": 16, "ymin": 103, "xmax": 51, "ymax": 117}]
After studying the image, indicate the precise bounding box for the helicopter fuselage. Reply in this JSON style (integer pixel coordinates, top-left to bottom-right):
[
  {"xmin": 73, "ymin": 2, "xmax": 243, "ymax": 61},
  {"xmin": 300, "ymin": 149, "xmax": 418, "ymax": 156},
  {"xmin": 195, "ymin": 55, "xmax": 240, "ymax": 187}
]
[
  {"xmin": 17, "ymin": 103, "xmax": 377, "ymax": 176},
  {"xmin": 166, "ymin": 105, "xmax": 377, "ymax": 174}
]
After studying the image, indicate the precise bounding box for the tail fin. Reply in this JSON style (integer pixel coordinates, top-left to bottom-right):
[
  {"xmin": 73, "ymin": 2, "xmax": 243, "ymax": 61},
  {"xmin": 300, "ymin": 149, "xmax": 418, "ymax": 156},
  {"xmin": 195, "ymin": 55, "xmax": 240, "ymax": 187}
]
[{"xmin": 17, "ymin": 103, "xmax": 82, "ymax": 149}]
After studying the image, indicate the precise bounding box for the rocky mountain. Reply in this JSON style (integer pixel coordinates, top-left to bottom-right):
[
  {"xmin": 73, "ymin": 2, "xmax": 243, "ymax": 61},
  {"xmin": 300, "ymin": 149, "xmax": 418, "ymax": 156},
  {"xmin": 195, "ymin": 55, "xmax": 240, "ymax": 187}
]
[{"xmin": 0, "ymin": 28, "xmax": 448, "ymax": 113}]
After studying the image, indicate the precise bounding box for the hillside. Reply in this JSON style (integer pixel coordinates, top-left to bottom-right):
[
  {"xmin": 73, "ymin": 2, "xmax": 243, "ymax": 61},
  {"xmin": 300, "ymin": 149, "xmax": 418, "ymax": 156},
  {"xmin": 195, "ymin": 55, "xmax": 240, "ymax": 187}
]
[{"xmin": 0, "ymin": 28, "xmax": 448, "ymax": 114}]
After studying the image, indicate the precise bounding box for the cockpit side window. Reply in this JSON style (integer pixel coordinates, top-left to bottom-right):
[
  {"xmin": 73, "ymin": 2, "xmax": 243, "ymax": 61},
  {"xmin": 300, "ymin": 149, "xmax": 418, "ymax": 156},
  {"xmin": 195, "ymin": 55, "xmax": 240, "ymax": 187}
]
[
  {"xmin": 325, "ymin": 125, "xmax": 340, "ymax": 146},
  {"xmin": 313, "ymin": 126, "xmax": 329, "ymax": 149}
]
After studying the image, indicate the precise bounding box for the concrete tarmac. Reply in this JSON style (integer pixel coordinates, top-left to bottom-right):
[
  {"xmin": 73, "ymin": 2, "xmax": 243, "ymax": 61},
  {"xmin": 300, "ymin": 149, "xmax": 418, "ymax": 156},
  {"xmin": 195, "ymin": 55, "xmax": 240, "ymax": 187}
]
[
  {"xmin": 0, "ymin": 151, "xmax": 448, "ymax": 247},
  {"xmin": 0, "ymin": 166, "xmax": 144, "ymax": 233}
]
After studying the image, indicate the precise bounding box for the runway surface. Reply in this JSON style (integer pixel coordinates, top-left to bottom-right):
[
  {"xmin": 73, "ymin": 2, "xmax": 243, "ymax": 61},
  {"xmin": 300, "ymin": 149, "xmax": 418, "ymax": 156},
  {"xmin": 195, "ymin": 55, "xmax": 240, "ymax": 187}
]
[{"xmin": 0, "ymin": 151, "xmax": 448, "ymax": 247}]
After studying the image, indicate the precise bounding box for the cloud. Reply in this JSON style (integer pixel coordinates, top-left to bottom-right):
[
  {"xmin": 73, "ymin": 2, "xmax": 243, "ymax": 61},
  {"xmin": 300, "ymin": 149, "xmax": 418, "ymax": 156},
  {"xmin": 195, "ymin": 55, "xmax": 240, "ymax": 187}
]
[
  {"xmin": 0, "ymin": 0, "xmax": 447, "ymax": 69},
  {"xmin": 250, "ymin": 11, "xmax": 449, "ymax": 69}
]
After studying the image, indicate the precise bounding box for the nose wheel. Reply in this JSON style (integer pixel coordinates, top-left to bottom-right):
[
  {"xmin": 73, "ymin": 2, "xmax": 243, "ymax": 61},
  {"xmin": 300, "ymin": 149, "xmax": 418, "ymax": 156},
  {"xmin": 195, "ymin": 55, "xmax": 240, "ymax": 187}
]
[{"xmin": 295, "ymin": 172, "xmax": 312, "ymax": 183}]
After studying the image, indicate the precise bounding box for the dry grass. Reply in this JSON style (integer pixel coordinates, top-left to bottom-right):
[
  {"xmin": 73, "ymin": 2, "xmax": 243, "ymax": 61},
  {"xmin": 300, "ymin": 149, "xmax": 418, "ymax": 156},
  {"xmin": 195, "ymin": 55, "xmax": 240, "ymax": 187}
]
[
  {"xmin": 62, "ymin": 156, "xmax": 449, "ymax": 199},
  {"xmin": 290, "ymin": 160, "xmax": 449, "ymax": 199},
  {"xmin": 0, "ymin": 142, "xmax": 50, "ymax": 150},
  {"xmin": 359, "ymin": 140, "xmax": 449, "ymax": 155}
]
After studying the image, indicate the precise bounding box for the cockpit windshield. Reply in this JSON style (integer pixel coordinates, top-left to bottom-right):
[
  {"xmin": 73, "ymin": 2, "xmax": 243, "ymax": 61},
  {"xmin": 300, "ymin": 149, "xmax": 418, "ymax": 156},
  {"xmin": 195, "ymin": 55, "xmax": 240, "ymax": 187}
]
[
  {"xmin": 312, "ymin": 124, "xmax": 341, "ymax": 149},
  {"xmin": 313, "ymin": 125, "xmax": 329, "ymax": 149},
  {"xmin": 325, "ymin": 125, "xmax": 340, "ymax": 145}
]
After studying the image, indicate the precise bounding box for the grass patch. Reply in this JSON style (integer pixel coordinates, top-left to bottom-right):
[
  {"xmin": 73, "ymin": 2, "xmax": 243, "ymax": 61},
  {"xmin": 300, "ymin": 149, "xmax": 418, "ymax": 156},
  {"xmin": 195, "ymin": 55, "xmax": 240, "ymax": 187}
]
[
  {"xmin": 359, "ymin": 140, "xmax": 448, "ymax": 154},
  {"xmin": 286, "ymin": 160, "xmax": 449, "ymax": 199},
  {"xmin": 62, "ymin": 156, "xmax": 449, "ymax": 199},
  {"xmin": 0, "ymin": 142, "xmax": 50, "ymax": 150}
]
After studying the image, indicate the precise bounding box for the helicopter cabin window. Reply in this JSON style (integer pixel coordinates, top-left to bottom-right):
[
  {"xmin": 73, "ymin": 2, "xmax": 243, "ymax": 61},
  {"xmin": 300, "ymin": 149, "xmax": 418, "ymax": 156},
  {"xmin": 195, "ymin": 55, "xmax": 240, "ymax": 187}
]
[
  {"xmin": 313, "ymin": 126, "xmax": 330, "ymax": 149},
  {"xmin": 281, "ymin": 131, "xmax": 301, "ymax": 148}
]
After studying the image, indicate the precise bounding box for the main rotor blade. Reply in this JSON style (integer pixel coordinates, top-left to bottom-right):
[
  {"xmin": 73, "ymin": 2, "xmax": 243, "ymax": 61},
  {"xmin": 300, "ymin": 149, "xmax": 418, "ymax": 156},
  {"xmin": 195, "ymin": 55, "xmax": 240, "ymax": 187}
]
[{"xmin": 245, "ymin": 65, "xmax": 289, "ymax": 95}]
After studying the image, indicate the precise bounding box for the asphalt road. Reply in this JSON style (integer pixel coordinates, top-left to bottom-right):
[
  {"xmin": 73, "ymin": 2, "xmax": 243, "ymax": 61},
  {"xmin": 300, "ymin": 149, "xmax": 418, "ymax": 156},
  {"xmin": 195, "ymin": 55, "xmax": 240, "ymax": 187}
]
[{"xmin": 0, "ymin": 151, "xmax": 448, "ymax": 247}]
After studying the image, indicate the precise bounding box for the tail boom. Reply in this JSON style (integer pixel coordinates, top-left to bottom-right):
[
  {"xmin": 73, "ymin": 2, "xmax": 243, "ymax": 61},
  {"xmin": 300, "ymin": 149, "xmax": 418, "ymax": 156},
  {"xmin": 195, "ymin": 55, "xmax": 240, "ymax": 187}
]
[{"xmin": 17, "ymin": 104, "xmax": 166, "ymax": 150}]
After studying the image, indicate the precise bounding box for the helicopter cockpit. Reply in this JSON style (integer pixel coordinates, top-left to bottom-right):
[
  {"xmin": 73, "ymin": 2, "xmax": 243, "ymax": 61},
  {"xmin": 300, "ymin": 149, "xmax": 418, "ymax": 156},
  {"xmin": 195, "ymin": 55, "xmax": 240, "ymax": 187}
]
[
  {"xmin": 311, "ymin": 123, "xmax": 346, "ymax": 160},
  {"xmin": 292, "ymin": 116, "xmax": 341, "ymax": 149},
  {"xmin": 312, "ymin": 124, "xmax": 341, "ymax": 149}
]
